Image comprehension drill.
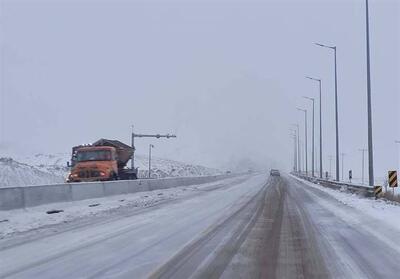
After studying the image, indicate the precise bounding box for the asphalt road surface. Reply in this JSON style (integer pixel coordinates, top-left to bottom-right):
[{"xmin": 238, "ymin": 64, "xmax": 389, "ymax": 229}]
[{"xmin": 1, "ymin": 173, "xmax": 400, "ymax": 279}]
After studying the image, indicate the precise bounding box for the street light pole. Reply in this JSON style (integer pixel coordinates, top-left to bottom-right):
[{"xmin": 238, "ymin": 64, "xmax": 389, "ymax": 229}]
[
  {"xmin": 365, "ymin": 0, "xmax": 374, "ymax": 186},
  {"xmin": 290, "ymin": 129, "xmax": 297, "ymax": 172},
  {"xmin": 292, "ymin": 124, "xmax": 300, "ymax": 172},
  {"xmin": 303, "ymin": 96, "xmax": 315, "ymax": 177},
  {"xmin": 306, "ymin": 76, "xmax": 323, "ymax": 178},
  {"xmin": 297, "ymin": 108, "xmax": 308, "ymax": 176},
  {"xmin": 148, "ymin": 144, "xmax": 154, "ymax": 178},
  {"xmin": 359, "ymin": 148, "xmax": 367, "ymax": 185},
  {"xmin": 290, "ymin": 132, "xmax": 297, "ymax": 172},
  {"xmin": 315, "ymin": 42, "xmax": 340, "ymax": 182}
]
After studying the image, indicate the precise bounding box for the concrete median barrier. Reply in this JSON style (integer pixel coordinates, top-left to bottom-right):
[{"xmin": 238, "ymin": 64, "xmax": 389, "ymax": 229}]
[
  {"xmin": 0, "ymin": 174, "xmax": 234, "ymax": 210},
  {"xmin": 71, "ymin": 182, "xmax": 104, "ymax": 200},
  {"xmin": 0, "ymin": 187, "xmax": 24, "ymax": 210},
  {"xmin": 24, "ymin": 184, "xmax": 72, "ymax": 208}
]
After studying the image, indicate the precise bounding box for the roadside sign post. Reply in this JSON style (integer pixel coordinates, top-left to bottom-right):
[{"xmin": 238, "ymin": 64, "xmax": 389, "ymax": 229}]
[
  {"xmin": 388, "ymin": 171, "xmax": 398, "ymax": 196},
  {"xmin": 374, "ymin": 185, "xmax": 382, "ymax": 200}
]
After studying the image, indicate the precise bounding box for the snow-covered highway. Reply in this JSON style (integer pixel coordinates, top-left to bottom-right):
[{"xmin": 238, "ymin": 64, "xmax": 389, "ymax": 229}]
[{"xmin": 1, "ymin": 173, "xmax": 400, "ymax": 278}]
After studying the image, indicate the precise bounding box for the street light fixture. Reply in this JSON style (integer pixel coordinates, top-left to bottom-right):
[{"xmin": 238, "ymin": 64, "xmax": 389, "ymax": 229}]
[
  {"xmin": 303, "ymin": 96, "xmax": 315, "ymax": 177},
  {"xmin": 297, "ymin": 108, "xmax": 308, "ymax": 176},
  {"xmin": 315, "ymin": 42, "xmax": 340, "ymax": 182},
  {"xmin": 306, "ymin": 76, "xmax": 323, "ymax": 179},
  {"xmin": 314, "ymin": 43, "xmax": 335, "ymax": 49}
]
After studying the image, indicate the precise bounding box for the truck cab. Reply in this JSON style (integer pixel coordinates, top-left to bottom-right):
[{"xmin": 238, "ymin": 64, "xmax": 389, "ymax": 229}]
[{"xmin": 68, "ymin": 146, "xmax": 119, "ymax": 182}]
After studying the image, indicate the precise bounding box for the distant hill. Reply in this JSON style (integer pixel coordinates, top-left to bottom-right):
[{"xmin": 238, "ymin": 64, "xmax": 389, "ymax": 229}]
[
  {"xmin": 134, "ymin": 155, "xmax": 222, "ymax": 179},
  {"xmin": 0, "ymin": 157, "xmax": 65, "ymax": 188}
]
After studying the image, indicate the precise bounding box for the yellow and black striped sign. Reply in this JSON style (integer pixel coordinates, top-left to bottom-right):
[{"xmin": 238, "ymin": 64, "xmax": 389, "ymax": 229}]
[
  {"xmin": 374, "ymin": 185, "xmax": 382, "ymax": 197},
  {"xmin": 389, "ymin": 171, "xmax": 398, "ymax": 188}
]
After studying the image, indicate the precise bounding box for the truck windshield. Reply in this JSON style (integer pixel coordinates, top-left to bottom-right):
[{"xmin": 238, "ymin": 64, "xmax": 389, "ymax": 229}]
[{"xmin": 76, "ymin": 150, "xmax": 112, "ymax": 162}]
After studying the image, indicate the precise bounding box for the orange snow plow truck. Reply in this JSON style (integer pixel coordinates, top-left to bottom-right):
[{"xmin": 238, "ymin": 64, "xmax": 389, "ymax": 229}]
[{"xmin": 67, "ymin": 139, "xmax": 137, "ymax": 182}]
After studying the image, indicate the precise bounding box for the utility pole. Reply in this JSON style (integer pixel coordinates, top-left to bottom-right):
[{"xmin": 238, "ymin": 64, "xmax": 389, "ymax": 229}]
[
  {"xmin": 148, "ymin": 144, "xmax": 154, "ymax": 178},
  {"xmin": 306, "ymin": 76, "xmax": 323, "ymax": 178},
  {"xmin": 303, "ymin": 96, "xmax": 315, "ymax": 177},
  {"xmin": 365, "ymin": 0, "xmax": 374, "ymax": 186},
  {"xmin": 315, "ymin": 43, "xmax": 340, "ymax": 182},
  {"xmin": 297, "ymin": 108, "xmax": 308, "ymax": 176},
  {"xmin": 359, "ymin": 148, "xmax": 367, "ymax": 185},
  {"xmin": 131, "ymin": 127, "xmax": 176, "ymax": 171}
]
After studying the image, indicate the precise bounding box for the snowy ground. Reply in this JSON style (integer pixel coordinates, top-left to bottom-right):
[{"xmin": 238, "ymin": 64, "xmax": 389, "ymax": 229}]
[
  {"xmin": 0, "ymin": 173, "xmax": 266, "ymax": 279},
  {"xmin": 283, "ymin": 175, "xmax": 400, "ymax": 278},
  {"xmin": 2, "ymin": 173, "xmax": 400, "ymax": 278},
  {"xmin": 0, "ymin": 176, "xmax": 243, "ymax": 238},
  {"xmin": 0, "ymin": 158, "xmax": 64, "ymax": 188},
  {"xmin": 291, "ymin": 174, "xmax": 400, "ymax": 233}
]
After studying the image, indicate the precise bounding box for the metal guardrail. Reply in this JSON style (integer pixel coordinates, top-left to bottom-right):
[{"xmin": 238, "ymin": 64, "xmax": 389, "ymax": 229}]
[{"xmin": 291, "ymin": 173, "xmax": 374, "ymax": 196}]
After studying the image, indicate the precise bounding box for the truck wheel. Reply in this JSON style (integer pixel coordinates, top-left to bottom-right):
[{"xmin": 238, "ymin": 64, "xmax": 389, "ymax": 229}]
[{"xmin": 111, "ymin": 173, "xmax": 118, "ymax": 181}]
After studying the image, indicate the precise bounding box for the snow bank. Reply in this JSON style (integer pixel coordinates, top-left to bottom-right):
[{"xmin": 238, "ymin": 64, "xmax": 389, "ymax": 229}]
[{"xmin": 291, "ymin": 175, "xmax": 400, "ymax": 232}]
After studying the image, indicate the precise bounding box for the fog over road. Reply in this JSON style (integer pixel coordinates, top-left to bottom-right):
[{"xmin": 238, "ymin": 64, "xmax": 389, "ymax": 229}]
[{"xmin": 1, "ymin": 174, "xmax": 400, "ymax": 279}]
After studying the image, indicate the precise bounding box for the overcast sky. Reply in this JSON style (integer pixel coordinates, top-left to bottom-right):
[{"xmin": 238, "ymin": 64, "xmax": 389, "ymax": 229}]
[{"xmin": 0, "ymin": 0, "xmax": 399, "ymax": 179}]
